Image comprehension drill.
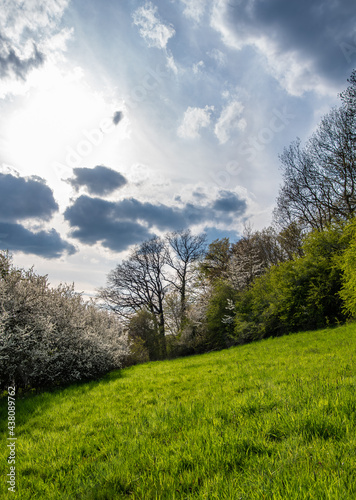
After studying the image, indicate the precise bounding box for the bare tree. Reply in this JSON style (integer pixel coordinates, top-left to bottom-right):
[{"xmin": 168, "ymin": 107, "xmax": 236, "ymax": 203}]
[
  {"xmin": 228, "ymin": 224, "xmax": 304, "ymax": 291},
  {"xmin": 274, "ymin": 72, "xmax": 356, "ymax": 230},
  {"xmin": 229, "ymin": 226, "xmax": 265, "ymax": 291},
  {"xmin": 98, "ymin": 236, "xmax": 168, "ymax": 358},
  {"xmin": 340, "ymin": 68, "xmax": 356, "ymax": 116},
  {"xmin": 165, "ymin": 229, "xmax": 206, "ymax": 329}
]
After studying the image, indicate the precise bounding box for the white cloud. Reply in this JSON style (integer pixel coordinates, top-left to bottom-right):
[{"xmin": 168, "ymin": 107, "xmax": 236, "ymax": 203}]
[
  {"xmin": 0, "ymin": 0, "xmax": 72, "ymax": 97},
  {"xmin": 180, "ymin": 0, "xmax": 208, "ymax": 22},
  {"xmin": 214, "ymin": 100, "xmax": 246, "ymax": 144},
  {"xmin": 192, "ymin": 60, "xmax": 205, "ymax": 74},
  {"xmin": 207, "ymin": 48, "xmax": 227, "ymax": 67},
  {"xmin": 178, "ymin": 105, "xmax": 214, "ymax": 139},
  {"xmin": 166, "ymin": 53, "xmax": 178, "ymax": 74},
  {"xmin": 253, "ymin": 37, "xmax": 330, "ymax": 97},
  {"xmin": 0, "ymin": 0, "xmax": 70, "ymax": 42},
  {"xmin": 132, "ymin": 2, "xmax": 175, "ymax": 50}
]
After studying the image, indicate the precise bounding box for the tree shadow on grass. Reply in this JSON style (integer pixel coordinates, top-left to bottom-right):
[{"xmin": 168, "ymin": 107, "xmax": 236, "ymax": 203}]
[{"xmin": 0, "ymin": 368, "xmax": 125, "ymax": 434}]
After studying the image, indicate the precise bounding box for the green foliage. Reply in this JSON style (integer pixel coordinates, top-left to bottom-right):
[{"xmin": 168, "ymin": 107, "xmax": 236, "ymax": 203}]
[
  {"xmin": 199, "ymin": 238, "xmax": 231, "ymax": 283},
  {"xmin": 205, "ymin": 280, "xmax": 238, "ymax": 349},
  {"xmin": 1, "ymin": 324, "xmax": 356, "ymax": 499},
  {"xmin": 338, "ymin": 217, "xmax": 356, "ymax": 317},
  {"xmin": 127, "ymin": 309, "xmax": 160, "ymax": 362},
  {"xmin": 233, "ymin": 225, "xmax": 347, "ymax": 343}
]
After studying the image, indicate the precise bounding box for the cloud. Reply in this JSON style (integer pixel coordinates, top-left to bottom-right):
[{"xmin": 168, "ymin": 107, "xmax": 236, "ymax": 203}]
[
  {"xmin": 0, "ymin": 0, "xmax": 71, "ymax": 92},
  {"xmin": 0, "ymin": 222, "xmax": 76, "ymax": 259},
  {"xmin": 192, "ymin": 60, "xmax": 205, "ymax": 74},
  {"xmin": 178, "ymin": 105, "xmax": 214, "ymax": 139},
  {"xmin": 166, "ymin": 53, "xmax": 179, "ymax": 74},
  {"xmin": 214, "ymin": 100, "xmax": 246, "ymax": 144},
  {"xmin": 113, "ymin": 111, "xmax": 123, "ymax": 125},
  {"xmin": 212, "ymin": 190, "xmax": 247, "ymax": 214},
  {"xmin": 64, "ymin": 191, "xmax": 248, "ymax": 252},
  {"xmin": 68, "ymin": 166, "xmax": 128, "ymax": 196},
  {"xmin": 180, "ymin": 0, "xmax": 208, "ymax": 22},
  {"xmin": 207, "ymin": 48, "xmax": 227, "ymax": 67},
  {"xmin": 0, "ymin": 173, "xmax": 58, "ymax": 222},
  {"xmin": 0, "ymin": 172, "xmax": 75, "ymax": 258},
  {"xmin": 211, "ymin": 0, "xmax": 356, "ymax": 95},
  {"xmin": 0, "ymin": 0, "xmax": 70, "ymax": 40},
  {"xmin": 64, "ymin": 196, "xmax": 154, "ymax": 252},
  {"xmin": 192, "ymin": 189, "xmax": 207, "ymax": 201},
  {"xmin": 0, "ymin": 42, "xmax": 44, "ymax": 80},
  {"xmin": 132, "ymin": 2, "xmax": 176, "ymax": 50}
]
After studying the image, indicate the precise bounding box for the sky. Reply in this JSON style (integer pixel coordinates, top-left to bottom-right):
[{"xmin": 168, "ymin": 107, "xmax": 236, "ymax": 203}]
[{"xmin": 0, "ymin": 0, "xmax": 355, "ymax": 296}]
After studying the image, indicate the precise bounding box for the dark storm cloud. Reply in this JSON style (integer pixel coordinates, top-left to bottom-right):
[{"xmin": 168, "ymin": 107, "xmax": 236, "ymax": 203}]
[
  {"xmin": 0, "ymin": 173, "xmax": 58, "ymax": 222},
  {"xmin": 113, "ymin": 111, "xmax": 124, "ymax": 125},
  {"xmin": 68, "ymin": 166, "xmax": 128, "ymax": 196},
  {"xmin": 0, "ymin": 40, "xmax": 44, "ymax": 80},
  {"xmin": 224, "ymin": 0, "xmax": 356, "ymax": 82},
  {"xmin": 212, "ymin": 191, "xmax": 247, "ymax": 214},
  {"xmin": 115, "ymin": 198, "xmax": 187, "ymax": 229},
  {"xmin": 64, "ymin": 190, "xmax": 248, "ymax": 252},
  {"xmin": 0, "ymin": 222, "xmax": 76, "ymax": 259},
  {"xmin": 64, "ymin": 196, "xmax": 153, "ymax": 251}
]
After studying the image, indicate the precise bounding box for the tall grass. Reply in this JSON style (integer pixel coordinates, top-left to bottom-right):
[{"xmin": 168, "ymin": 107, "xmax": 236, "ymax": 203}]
[{"xmin": 1, "ymin": 323, "xmax": 356, "ymax": 499}]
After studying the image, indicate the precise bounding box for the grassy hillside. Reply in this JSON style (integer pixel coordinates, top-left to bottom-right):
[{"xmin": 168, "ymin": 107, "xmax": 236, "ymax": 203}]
[{"xmin": 1, "ymin": 324, "xmax": 356, "ymax": 499}]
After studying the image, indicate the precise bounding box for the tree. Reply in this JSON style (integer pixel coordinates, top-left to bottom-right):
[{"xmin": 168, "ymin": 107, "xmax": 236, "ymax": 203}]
[
  {"xmin": 127, "ymin": 310, "xmax": 158, "ymax": 362},
  {"xmin": 165, "ymin": 229, "xmax": 206, "ymax": 329},
  {"xmin": 229, "ymin": 237, "xmax": 264, "ymax": 291},
  {"xmin": 340, "ymin": 68, "xmax": 356, "ymax": 115},
  {"xmin": 336, "ymin": 216, "xmax": 356, "ymax": 318},
  {"xmin": 199, "ymin": 238, "xmax": 231, "ymax": 283},
  {"xmin": 0, "ymin": 251, "xmax": 127, "ymax": 389},
  {"xmin": 233, "ymin": 224, "xmax": 347, "ymax": 344},
  {"xmin": 276, "ymin": 222, "xmax": 304, "ymax": 260},
  {"xmin": 205, "ymin": 279, "xmax": 238, "ymax": 350},
  {"xmin": 274, "ymin": 71, "xmax": 356, "ymax": 230},
  {"xmin": 99, "ymin": 236, "xmax": 168, "ymax": 358}
]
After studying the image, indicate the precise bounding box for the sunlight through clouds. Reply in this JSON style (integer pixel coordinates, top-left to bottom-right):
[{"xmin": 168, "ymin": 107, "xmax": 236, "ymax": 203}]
[{"xmin": 0, "ymin": 0, "xmax": 354, "ymax": 294}]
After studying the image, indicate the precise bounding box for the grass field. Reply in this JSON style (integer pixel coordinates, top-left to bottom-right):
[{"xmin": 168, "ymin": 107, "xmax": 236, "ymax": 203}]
[{"xmin": 1, "ymin": 323, "xmax": 356, "ymax": 499}]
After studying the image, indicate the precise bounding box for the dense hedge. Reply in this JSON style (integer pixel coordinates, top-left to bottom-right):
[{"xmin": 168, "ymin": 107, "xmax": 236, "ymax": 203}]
[{"xmin": 0, "ymin": 251, "xmax": 128, "ymax": 390}]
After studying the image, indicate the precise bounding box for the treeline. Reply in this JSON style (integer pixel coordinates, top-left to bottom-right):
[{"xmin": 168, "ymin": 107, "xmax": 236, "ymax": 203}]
[{"xmin": 99, "ymin": 69, "xmax": 356, "ymax": 362}]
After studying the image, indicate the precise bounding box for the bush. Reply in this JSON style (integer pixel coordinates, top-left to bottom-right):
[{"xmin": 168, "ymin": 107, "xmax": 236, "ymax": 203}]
[
  {"xmin": 338, "ymin": 217, "xmax": 356, "ymax": 317},
  {"xmin": 233, "ymin": 224, "xmax": 347, "ymax": 343},
  {"xmin": 0, "ymin": 251, "xmax": 128, "ymax": 390}
]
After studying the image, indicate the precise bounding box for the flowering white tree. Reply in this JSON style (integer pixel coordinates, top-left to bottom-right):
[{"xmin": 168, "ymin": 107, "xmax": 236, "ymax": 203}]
[{"xmin": 0, "ymin": 251, "xmax": 128, "ymax": 390}]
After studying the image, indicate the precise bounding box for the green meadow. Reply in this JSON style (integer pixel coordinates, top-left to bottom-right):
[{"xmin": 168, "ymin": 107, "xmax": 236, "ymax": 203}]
[{"xmin": 1, "ymin": 324, "xmax": 356, "ymax": 499}]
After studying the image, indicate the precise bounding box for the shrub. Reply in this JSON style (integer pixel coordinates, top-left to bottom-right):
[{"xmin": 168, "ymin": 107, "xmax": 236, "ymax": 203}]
[
  {"xmin": 233, "ymin": 224, "xmax": 347, "ymax": 343},
  {"xmin": 338, "ymin": 217, "xmax": 356, "ymax": 317},
  {"xmin": 0, "ymin": 251, "xmax": 128, "ymax": 390}
]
